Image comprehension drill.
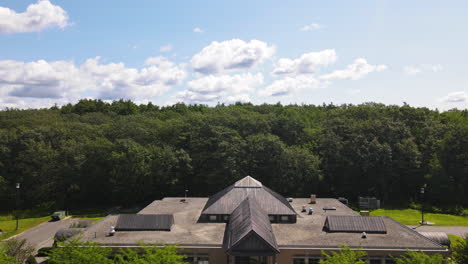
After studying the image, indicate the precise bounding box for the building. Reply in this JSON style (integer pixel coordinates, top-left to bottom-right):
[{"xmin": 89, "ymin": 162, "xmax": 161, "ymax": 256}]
[{"xmin": 81, "ymin": 176, "xmax": 449, "ymax": 264}]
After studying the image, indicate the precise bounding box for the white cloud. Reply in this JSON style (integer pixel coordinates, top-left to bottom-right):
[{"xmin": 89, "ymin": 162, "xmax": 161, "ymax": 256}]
[
  {"xmin": 442, "ymin": 91, "xmax": 468, "ymax": 103},
  {"xmin": 193, "ymin": 27, "xmax": 203, "ymax": 33},
  {"xmin": 404, "ymin": 64, "xmax": 443, "ymax": 75},
  {"xmin": 300, "ymin": 23, "xmax": 321, "ymax": 31},
  {"xmin": 259, "ymin": 76, "xmax": 320, "ymax": 97},
  {"xmin": 82, "ymin": 57, "xmax": 186, "ymax": 99},
  {"xmin": 272, "ymin": 49, "xmax": 337, "ymax": 76},
  {"xmin": 159, "ymin": 44, "xmax": 173, "ymax": 52},
  {"xmin": 0, "ymin": 57, "xmax": 186, "ymax": 108},
  {"xmin": 320, "ymin": 58, "xmax": 387, "ymax": 81},
  {"xmin": 0, "ymin": 0, "xmax": 69, "ymax": 34},
  {"xmin": 176, "ymin": 73, "xmax": 264, "ymax": 103},
  {"xmin": 191, "ymin": 39, "xmax": 275, "ymax": 74}
]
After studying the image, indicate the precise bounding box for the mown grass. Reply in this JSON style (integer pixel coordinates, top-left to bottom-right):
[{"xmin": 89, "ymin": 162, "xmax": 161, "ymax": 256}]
[
  {"xmin": 370, "ymin": 209, "xmax": 468, "ymax": 226},
  {"xmin": 0, "ymin": 216, "xmax": 50, "ymax": 240}
]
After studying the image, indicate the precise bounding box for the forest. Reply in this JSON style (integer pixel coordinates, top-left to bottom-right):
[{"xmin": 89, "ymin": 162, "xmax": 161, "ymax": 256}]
[{"xmin": 0, "ymin": 99, "xmax": 466, "ymax": 213}]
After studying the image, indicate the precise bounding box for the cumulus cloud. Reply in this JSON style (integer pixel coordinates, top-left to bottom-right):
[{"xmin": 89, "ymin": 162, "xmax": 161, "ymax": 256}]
[
  {"xmin": 300, "ymin": 23, "xmax": 321, "ymax": 31},
  {"xmin": 159, "ymin": 44, "xmax": 173, "ymax": 52},
  {"xmin": 0, "ymin": 56, "xmax": 186, "ymax": 108},
  {"xmin": 272, "ymin": 49, "xmax": 337, "ymax": 76},
  {"xmin": 191, "ymin": 39, "xmax": 275, "ymax": 74},
  {"xmin": 176, "ymin": 73, "xmax": 264, "ymax": 103},
  {"xmin": 320, "ymin": 58, "xmax": 387, "ymax": 81},
  {"xmin": 259, "ymin": 76, "xmax": 320, "ymax": 97},
  {"xmin": 0, "ymin": 0, "xmax": 69, "ymax": 34},
  {"xmin": 81, "ymin": 57, "xmax": 186, "ymax": 99},
  {"xmin": 193, "ymin": 27, "xmax": 203, "ymax": 33},
  {"xmin": 260, "ymin": 52, "xmax": 386, "ymax": 97},
  {"xmin": 442, "ymin": 91, "xmax": 468, "ymax": 103},
  {"xmin": 404, "ymin": 64, "xmax": 443, "ymax": 75}
]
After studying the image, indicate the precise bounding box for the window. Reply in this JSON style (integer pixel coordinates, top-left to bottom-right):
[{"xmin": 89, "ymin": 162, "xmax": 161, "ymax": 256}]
[
  {"xmin": 185, "ymin": 254, "xmax": 209, "ymax": 264},
  {"xmin": 293, "ymin": 257, "xmax": 322, "ymax": 264},
  {"xmin": 368, "ymin": 258, "xmax": 383, "ymax": 264},
  {"xmin": 384, "ymin": 257, "xmax": 395, "ymax": 264},
  {"xmin": 223, "ymin": 215, "xmax": 229, "ymax": 221},
  {"xmin": 308, "ymin": 258, "xmax": 321, "ymax": 264},
  {"xmin": 280, "ymin": 215, "xmax": 289, "ymax": 222},
  {"xmin": 208, "ymin": 215, "xmax": 217, "ymax": 221},
  {"xmin": 269, "ymin": 215, "xmax": 275, "ymax": 222},
  {"xmin": 293, "ymin": 259, "xmax": 305, "ymax": 264}
]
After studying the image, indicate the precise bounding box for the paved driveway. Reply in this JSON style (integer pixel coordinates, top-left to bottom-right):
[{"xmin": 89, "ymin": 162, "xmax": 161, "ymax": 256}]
[
  {"xmin": 409, "ymin": 225, "xmax": 468, "ymax": 237},
  {"xmin": 12, "ymin": 218, "xmax": 76, "ymax": 252}
]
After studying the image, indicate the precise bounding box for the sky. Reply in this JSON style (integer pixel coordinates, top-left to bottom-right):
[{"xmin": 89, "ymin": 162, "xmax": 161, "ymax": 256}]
[{"xmin": 0, "ymin": 0, "xmax": 467, "ymax": 110}]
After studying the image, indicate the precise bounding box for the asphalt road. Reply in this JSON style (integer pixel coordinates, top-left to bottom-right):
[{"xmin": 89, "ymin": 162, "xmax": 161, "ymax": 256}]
[{"xmin": 13, "ymin": 218, "xmax": 76, "ymax": 252}]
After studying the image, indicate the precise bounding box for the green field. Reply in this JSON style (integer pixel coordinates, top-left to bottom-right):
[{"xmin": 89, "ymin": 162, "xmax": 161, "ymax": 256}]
[
  {"xmin": 370, "ymin": 209, "xmax": 468, "ymax": 226},
  {"xmin": 0, "ymin": 216, "xmax": 50, "ymax": 240}
]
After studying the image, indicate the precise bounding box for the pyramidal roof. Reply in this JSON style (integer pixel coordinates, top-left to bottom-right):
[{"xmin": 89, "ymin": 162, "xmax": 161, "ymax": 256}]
[
  {"xmin": 201, "ymin": 176, "xmax": 296, "ymax": 216},
  {"xmin": 234, "ymin": 176, "xmax": 262, "ymax": 188},
  {"xmin": 223, "ymin": 197, "xmax": 279, "ymax": 256}
]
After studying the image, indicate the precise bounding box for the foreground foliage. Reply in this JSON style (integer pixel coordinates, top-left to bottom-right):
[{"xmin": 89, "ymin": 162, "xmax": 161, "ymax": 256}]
[
  {"xmin": 393, "ymin": 251, "xmax": 445, "ymax": 264},
  {"xmin": 0, "ymin": 101, "xmax": 467, "ymax": 212},
  {"xmin": 47, "ymin": 239, "xmax": 186, "ymax": 264},
  {"xmin": 319, "ymin": 246, "xmax": 367, "ymax": 264},
  {"xmin": 451, "ymin": 234, "xmax": 468, "ymax": 264},
  {"xmin": 0, "ymin": 239, "xmax": 34, "ymax": 264}
]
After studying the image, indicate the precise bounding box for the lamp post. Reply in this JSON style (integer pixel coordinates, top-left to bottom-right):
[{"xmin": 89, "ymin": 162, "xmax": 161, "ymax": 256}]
[
  {"xmin": 15, "ymin": 183, "xmax": 20, "ymax": 230},
  {"xmin": 420, "ymin": 186, "xmax": 425, "ymax": 225}
]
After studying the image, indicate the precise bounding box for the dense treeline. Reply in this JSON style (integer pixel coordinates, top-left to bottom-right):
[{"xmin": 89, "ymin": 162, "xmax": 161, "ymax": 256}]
[{"xmin": 0, "ymin": 99, "xmax": 467, "ymax": 212}]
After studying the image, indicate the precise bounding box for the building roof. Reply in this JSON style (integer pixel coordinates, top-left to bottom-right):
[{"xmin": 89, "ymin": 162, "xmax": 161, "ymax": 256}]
[
  {"xmin": 234, "ymin": 176, "xmax": 262, "ymax": 188},
  {"xmin": 324, "ymin": 216, "xmax": 387, "ymax": 234},
  {"xmin": 201, "ymin": 176, "xmax": 296, "ymax": 216},
  {"xmin": 115, "ymin": 214, "xmax": 174, "ymax": 231},
  {"xmin": 223, "ymin": 198, "xmax": 279, "ymax": 256},
  {"xmin": 419, "ymin": 232, "xmax": 451, "ymax": 247},
  {"xmin": 81, "ymin": 197, "xmax": 447, "ymax": 252}
]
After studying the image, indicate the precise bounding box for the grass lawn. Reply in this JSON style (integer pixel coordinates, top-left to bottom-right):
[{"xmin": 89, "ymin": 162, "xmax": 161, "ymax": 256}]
[
  {"xmin": 0, "ymin": 216, "xmax": 50, "ymax": 240},
  {"xmin": 370, "ymin": 209, "xmax": 468, "ymax": 226}
]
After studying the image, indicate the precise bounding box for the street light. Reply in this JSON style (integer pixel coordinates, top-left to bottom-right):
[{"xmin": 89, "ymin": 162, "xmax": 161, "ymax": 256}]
[
  {"xmin": 15, "ymin": 183, "xmax": 20, "ymax": 230},
  {"xmin": 420, "ymin": 186, "xmax": 425, "ymax": 225}
]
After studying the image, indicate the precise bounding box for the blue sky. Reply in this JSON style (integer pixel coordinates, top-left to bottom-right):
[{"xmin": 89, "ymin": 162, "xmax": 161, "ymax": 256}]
[{"xmin": 0, "ymin": 0, "xmax": 467, "ymax": 109}]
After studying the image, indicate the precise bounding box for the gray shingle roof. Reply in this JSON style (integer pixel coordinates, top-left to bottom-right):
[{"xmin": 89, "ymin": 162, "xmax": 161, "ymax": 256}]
[
  {"xmin": 223, "ymin": 197, "xmax": 279, "ymax": 256},
  {"xmin": 202, "ymin": 176, "xmax": 296, "ymax": 216},
  {"xmin": 115, "ymin": 214, "xmax": 174, "ymax": 231},
  {"xmin": 324, "ymin": 216, "xmax": 387, "ymax": 234},
  {"xmin": 419, "ymin": 232, "xmax": 451, "ymax": 247}
]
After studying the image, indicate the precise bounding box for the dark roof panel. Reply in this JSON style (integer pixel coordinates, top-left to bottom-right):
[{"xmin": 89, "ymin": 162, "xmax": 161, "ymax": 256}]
[
  {"xmin": 324, "ymin": 216, "xmax": 387, "ymax": 234},
  {"xmin": 202, "ymin": 176, "xmax": 296, "ymax": 216},
  {"xmin": 223, "ymin": 198, "xmax": 279, "ymax": 256},
  {"xmin": 115, "ymin": 214, "xmax": 174, "ymax": 231}
]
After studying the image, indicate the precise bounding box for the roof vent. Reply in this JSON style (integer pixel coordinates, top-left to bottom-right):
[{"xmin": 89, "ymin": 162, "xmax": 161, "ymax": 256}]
[
  {"xmin": 361, "ymin": 232, "xmax": 367, "ymax": 239},
  {"xmin": 310, "ymin": 194, "xmax": 317, "ymax": 204},
  {"xmin": 287, "ymin": 198, "xmax": 293, "ymax": 202}
]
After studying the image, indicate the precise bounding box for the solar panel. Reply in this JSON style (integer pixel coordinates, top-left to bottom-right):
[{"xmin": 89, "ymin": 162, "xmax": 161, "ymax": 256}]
[
  {"xmin": 324, "ymin": 216, "xmax": 387, "ymax": 234},
  {"xmin": 115, "ymin": 214, "xmax": 174, "ymax": 231}
]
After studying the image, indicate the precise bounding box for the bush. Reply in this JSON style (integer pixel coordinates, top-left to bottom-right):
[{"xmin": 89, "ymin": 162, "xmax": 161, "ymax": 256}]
[
  {"xmin": 393, "ymin": 251, "xmax": 445, "ymax": 264},
  {"xmin": 452, "ymin": 233, "xmax": 468, "ymax": 264},
  {"xmin": 25, "ymin": 255, "xmax": 38, "ymax": 264},
  {"xmin": 319, "ymin": 245, "xmax": 367, "ymax": 264}
]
